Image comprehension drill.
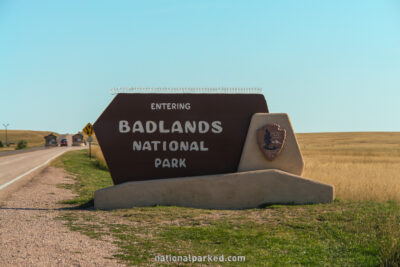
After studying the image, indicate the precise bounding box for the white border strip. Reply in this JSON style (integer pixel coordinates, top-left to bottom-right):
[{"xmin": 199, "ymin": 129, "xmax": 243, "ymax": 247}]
[
  {"xmin": 0, "ymin": 150, "xmax": 67, "ymax": 191},
  {"xmin": 110, "ymin": 87, "xmax": 263, "ymax": 95}
]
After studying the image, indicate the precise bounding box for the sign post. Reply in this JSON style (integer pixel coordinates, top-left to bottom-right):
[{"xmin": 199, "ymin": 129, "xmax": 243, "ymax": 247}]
[
  {"xmin": 83, "ymin": 123, "xmax": 94, "ymax": 159},
  {"xmin": 3, "ymin": 123, "xmax": 9, "ymax": 147}
]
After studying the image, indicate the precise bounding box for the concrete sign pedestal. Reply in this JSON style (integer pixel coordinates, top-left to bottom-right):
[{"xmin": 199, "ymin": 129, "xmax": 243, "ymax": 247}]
[
  {"xmin": 238, "ymin": 113, "xmax": 305, "ymax": 175},
  {"xmin": 94, "ymin": 169, "xmax": 333, "ymax": 210}
]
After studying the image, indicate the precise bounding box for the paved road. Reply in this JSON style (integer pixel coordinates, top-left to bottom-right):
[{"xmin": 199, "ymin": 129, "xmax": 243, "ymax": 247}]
[
  {"xmin": 0, "ymin": 146, "xmax": 47, "ymax": 158},
  {"xmin": 0, "ymin": 146, "xmax": 83, "ymax": 191}
]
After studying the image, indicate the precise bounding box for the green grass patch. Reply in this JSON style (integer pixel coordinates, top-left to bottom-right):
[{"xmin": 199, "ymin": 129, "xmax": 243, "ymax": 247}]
[
  {"xmin": 52, "ymin": 149, "xmax": 113, "ymax": 205},
  {"xmin": 54, "ymin": 150, "xmax": 400, "ymax": 266}
]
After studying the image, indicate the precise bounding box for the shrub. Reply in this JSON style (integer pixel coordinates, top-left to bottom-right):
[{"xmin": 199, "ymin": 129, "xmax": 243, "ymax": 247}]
[
  {"xmin": 16, "ymin": 140, "xmax": 27, "ymax": 150},
  {"xmin": 0, "ymin": 140, "xmax": 3, "ymax": 148}
]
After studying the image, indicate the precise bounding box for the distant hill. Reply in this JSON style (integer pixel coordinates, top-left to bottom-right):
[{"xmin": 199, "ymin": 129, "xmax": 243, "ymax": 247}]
[{"xmin": 0, "ymin": 130, "xmax": 56, "ymax": 151}]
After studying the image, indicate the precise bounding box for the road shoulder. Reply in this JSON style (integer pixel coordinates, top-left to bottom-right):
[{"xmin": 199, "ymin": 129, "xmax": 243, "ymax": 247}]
[{"xmin": 0, "ymin": 166, "xmax": 125, "ymax": 267}]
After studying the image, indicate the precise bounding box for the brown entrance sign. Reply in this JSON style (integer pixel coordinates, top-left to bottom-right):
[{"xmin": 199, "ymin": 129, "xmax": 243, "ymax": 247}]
[{"xmin": 94, "ymin": 93, "xmax": 268, "ymax": 185}]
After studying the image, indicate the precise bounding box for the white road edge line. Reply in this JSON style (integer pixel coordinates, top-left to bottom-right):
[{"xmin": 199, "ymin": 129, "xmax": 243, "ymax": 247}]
[{"xmin": 0, "ymin": 150, "xmax": 68, "ymax": 191}]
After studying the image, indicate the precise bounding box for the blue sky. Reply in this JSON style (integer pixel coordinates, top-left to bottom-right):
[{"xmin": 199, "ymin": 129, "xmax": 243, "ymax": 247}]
[{"xmin": 0, "ymin": 0, "xmax": 399, "ymax": 133}]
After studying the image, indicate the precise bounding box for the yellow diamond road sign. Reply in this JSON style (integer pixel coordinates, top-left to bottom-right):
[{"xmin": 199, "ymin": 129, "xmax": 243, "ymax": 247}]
[{"xmin": 83, "ymin": 123, "xmax": 94, "ymax": 137}]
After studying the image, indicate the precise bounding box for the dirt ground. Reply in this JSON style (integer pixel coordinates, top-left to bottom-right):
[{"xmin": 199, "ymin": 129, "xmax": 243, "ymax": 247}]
[{"xmin": 0, "ymin": 167, "xmax": 125, "ymax": 267}]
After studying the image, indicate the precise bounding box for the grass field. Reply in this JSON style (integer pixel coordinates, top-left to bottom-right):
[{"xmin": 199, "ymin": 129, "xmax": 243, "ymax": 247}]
[
  {"xmin": 90, "ymin": 145, "xmax": 107, "ymax": 170},
  {"xmin": 52, "ymin": 132, "xmax": 400, "ymax": 266},
  {"xmin": 297, "ymin": 132, "xmax": 400, "ymax": 202},
  {"xmin": 0, "ymin": 130, "xmax": 54, "ymax": 151}
]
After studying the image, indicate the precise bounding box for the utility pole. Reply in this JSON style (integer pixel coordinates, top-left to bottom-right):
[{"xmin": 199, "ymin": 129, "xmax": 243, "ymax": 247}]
[{"xmin": 3, "ymin": 123, "xmax": 9, "ymax": 147}]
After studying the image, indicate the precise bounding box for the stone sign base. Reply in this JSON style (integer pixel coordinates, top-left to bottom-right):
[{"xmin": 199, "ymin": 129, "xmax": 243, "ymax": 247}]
[
  {"xmin": 94, "ymin": 169, "xmax": 334, "ymax": 210},
  {"xmin": 239, "ymin": 113, "xmax": 304, "ymax": 176}
]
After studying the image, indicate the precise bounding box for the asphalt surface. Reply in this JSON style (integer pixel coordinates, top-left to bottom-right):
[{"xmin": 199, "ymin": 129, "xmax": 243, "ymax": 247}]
[
  {"xmin": 0, "ymin": 146, "xmax": 47, "ymax": 158},
  {"xmin": 0, "ymin": 146, "xmax": 83, "ymax": 191}
]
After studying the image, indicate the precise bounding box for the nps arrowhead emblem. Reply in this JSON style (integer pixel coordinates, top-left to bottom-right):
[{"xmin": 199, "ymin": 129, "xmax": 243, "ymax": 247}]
[{"xmin": 257, "ymin": 123, "xmax": 286, "ymax": 161}]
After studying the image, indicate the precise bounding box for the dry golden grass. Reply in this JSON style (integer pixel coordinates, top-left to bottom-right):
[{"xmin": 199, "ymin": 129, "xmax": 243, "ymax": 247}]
[
  {"xmin": 0, "ymin": 130, "xmax": 54, "ymax": 151},
  {"xmin": 297, "ymin": 132, "xmax": 400, "ymax": 202},
  {"xmin": 90, "ymin": 145, "xmax": 108, "ymax": 170},
  {"xmin": 89, "ymin": 132, "xmax": 400, "ymax": 202}
]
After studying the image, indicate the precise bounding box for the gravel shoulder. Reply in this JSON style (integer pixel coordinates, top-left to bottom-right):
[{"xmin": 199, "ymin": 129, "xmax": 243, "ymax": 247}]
[{"xmin": 0, "ymin": 166, "xmax": 125, "ymax": 267}]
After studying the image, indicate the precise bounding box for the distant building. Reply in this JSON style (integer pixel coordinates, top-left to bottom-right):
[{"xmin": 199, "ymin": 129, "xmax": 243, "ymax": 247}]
[
  {"xmin": 44, "ymin": 133, "xmax": 58, "ymax": 147},
  {"xmin": 72, "ymin": 133, "xmax": 85, "ymax": 146}
]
